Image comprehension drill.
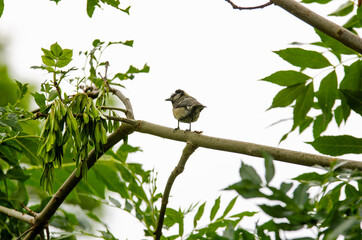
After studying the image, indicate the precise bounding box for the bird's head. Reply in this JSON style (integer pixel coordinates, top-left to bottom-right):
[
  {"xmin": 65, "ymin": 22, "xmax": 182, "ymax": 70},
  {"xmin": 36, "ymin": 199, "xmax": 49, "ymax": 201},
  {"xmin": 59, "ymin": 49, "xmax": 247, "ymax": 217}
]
[{"xmin": 165, "ymin": 89, "xmax": 186, "ymax": 103}]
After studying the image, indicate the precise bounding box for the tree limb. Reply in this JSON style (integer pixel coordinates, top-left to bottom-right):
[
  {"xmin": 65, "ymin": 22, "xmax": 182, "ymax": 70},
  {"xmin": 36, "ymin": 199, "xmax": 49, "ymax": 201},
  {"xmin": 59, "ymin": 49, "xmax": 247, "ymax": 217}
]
[
  {"xmin": 154, "ymin": 142, "xmax": 198, "ymax": 240},
  {"xmin": 271, "ymin": 0, "xmax": 362, "ymax": 53},
  {"xmin": 224, "ymin": 0, "xmax": 362, "ymax": 53},
  {"xmin": 107, "ymin": 117, "xmax": 362, "ymax": 170},
  {"xmin": 0, "ymin": 205, "xmax": 34, "ymax": 224}
]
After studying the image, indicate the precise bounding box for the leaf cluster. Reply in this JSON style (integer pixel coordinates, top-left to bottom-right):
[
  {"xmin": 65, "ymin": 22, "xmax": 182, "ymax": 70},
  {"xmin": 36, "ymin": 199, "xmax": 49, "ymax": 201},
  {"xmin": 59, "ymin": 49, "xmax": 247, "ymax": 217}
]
[
  {"xmin": 0, "ymin": 40, "xmax": 150, "ymax": 238},
  {"xmin": 262, "ymin": 8, "xmax": 362, "ymax": 155},
  {"xmin": 226, "ymin": 155, "xmax": 362, "ymax": 240}
]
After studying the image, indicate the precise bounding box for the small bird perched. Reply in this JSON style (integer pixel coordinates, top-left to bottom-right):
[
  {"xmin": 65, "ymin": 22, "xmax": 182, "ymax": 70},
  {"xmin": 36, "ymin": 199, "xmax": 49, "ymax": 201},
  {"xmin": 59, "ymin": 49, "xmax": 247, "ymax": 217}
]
[{"xmin": 165, "ymin": 89, "xmax": 206, "ymax": 131}]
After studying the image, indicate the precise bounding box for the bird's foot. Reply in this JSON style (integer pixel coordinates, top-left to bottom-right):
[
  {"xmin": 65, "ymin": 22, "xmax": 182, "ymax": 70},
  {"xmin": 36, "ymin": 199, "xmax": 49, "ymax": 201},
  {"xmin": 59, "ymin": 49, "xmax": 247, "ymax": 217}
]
[
  {"xmin": 173, "ymin": 127, "xmax": 180, "ymax": 133},
  {"xmin": 194, "ymin": 130, "xmax": 203, "ymax": 134}
]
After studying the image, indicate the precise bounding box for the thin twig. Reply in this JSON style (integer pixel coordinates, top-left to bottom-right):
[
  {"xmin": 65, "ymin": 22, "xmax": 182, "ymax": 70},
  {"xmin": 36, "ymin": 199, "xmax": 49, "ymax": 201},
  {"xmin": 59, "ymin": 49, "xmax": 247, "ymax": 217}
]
[
  {"xmin": 154, "ymin": 142, "xmax": 198, "ymax": 240},
  {"xmin": 225, "ymin": 0, "xmax": 273, "ymax": 10},
  {"xmin": 17, "ymin": 226, "xmax": 35, "ymax": 240},
  {"xmin": 20, "ymin": 203, "xmax": 38, "ymax": 217},
  {"xmin": 100, "ymin": 106, "xmax": 128, "ymax": 114},
  {"xmin": 99, "ymin": 62, "xmax": 135, "ymax": 119}
]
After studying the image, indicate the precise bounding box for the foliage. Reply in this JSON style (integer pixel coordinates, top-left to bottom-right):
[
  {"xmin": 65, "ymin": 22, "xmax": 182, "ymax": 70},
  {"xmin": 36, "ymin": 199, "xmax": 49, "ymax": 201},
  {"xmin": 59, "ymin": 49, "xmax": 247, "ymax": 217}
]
[
  {"xmin": 261, "ymin": 2, "xmax": 362, "ymax": 156},
  {"xmin": 226, "ymin": 155, "xmax": 362, "ymax": 240},
  {"xmin": 0, "ymin": 41, "xmax": 151, "ymax": 239},
  {"xmin": 0, "ymin": 0, "xmax": 361, "ymax": 240}
]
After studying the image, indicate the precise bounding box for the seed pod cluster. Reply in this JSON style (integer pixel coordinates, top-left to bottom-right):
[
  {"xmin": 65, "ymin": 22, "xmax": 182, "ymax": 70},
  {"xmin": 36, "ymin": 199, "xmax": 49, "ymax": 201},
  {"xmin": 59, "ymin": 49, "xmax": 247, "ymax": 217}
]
[{"xmin": 38, "ymin": 94, "xmax": 108, "ymax": 192}]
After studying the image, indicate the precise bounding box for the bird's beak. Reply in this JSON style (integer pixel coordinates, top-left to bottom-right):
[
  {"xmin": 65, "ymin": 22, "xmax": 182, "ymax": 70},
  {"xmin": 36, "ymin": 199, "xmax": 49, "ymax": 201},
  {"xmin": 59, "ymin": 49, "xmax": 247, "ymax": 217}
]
[{"xmin": 165, "ymin": 98, "xmax": 171, "ymax": 101}]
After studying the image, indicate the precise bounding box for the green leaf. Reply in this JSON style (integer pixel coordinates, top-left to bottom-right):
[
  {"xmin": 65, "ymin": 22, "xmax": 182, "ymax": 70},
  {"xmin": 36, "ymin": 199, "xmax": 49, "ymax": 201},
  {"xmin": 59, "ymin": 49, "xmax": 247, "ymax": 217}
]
[
  {"xmin": 50, "ymin": 43, "xmax": 63, "ymax": 57},
  {"xmin": 274, "ymin": 48, "xmax": 331, "ymax": 69},
  {"xmin": 15, "ymin": 80, "xmax": 28, "ymax": 102},
  {"xmin": 87, "ymin": 0, "xmax": 99, "ymax": 17},
  {"xmin": 334, "ymin": 105, "xmax": 343, "ymax": 127},
  {"xmin": 31, "ymin": 92, "xmax": 47, "ymax": 110},
  {"xmin": 260, "ymin": 71, "xmax": 310, "ymax": 86},
  {"xmin": 220, "ymin": 196, "xmax": 238, "ymax": 219},
  {"xmin": 339, "ymin": 89, "xmax": 362, "ymax": 116},
  {"xmin": 229, "ymin": 211, "xmax": 258, "ymax": 219},
  {"xmin": 109, "ymin": 196, "xmax": 122, "ymax": 208},
  {"xmin": 280, "ymin": 182, "xmax": 293, "ymax": 193},
  {"xmin": 225, "ymin": 180, "xmax": 264, "ymax": 199},
  {"xmin": 328, "ymin": 1, "xmax": 354, "ymax": 17},
  {"xmin": 308, "ymin": 135, "xmax": 362, "ymax": 156},
  {"xmin": 302, "ymin": 0, "xmax": 332, "ymax": 4},
  {"xmin": 339, "ymin": 94, "xmax": 351, "ymax": 123},
  {"xmin": 358, "ymin": 4, "xmax": 362, "ymax": 24},
  {"xmin": 268, "ymin": 83, "xmax": 305, "ymax": 109},
  {"xmin": 239, "ymin": 163, "xmax": 262, "ymax": 185},
  {"xmin": 108, "ymin": 40, "xmax": 134, "ymax": 47},
  {"xmin": 340, "ymin": 60, "xmax": 362, "ymax": 91},
  {"xmin": 262, "ymin": 151, "xmax": 275, "ymax": 184},
  {"xmin": 293, "ymin": 184, "xmax": 309, "ymax": 208},
  {"xmin": 0, "ymin": 0, "xmax": 4, "ymax": 18},
  {"xmin": 116, "ymin": 143, "xmax": 141, "ymax": 162},
  {"xmin": 41, "ymin": 48, "xmax": 56, "ymax": 59},
  {"xmin": 165, "ymin": 208, "xmax": 183, "ymax": 226},
  {"xmin": 317, "ymin": 71, "xmax": 337, "ymax": 115},
  {"xmin": 41, "ymin": 56, "xmax": 56, "ymax": 67},
  {"xmin": 343, "ymin": 15, "xmax": 362, "ymax": 29},
  {"xmin": 293, "ymin": 83, "xmax": 314, "ymax": 126},
  {"xmin": 48, "ymin": 90, "xmax": 59, "ymax": 101},
  {"xmin": 259, "ymin": 204, "xmax": 293, "ymax": 218},
  {"xmin": 313, "ymin": 113, "xmax": 332, "ymax": 138},
  {"xmin": 345, "ymin": 184, "xmax": 359, "ymax": 198},
  {"xmin": 6, "ymin": 166, "xmax": 30, "ymax": 181},
  {"xmin": 210, "ymin": 196, "xmax": 221, "ymax": 221},
  {"xmin": 193, "ymin": 202, "xmax": 205, "ymax": 227},
  {"xmin": 293, "ymin": 172, "xmax": 327, "ymax": 186},
  {"xmin": 299, "ymin": 116, "xmax": 313, "ymax": 134},
  {"xmin": 57, "ymin": 49, "xmax": 73, "ymax": 68},
  {"xmin": 92, "ymin": 39, "xmax": 102, "ymax": 47},
  {"xmin": 126, "ymin": 64, "xmax": 150, "ymax": 74},
  {"xmin": 325, "ymin": 217, "xmax": 359, "ymax": 240}
]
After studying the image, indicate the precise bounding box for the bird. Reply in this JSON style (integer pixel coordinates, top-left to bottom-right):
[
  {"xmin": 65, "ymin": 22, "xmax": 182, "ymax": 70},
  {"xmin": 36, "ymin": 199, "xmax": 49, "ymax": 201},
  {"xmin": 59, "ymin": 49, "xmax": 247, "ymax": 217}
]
[{"xmin": 165, "ymin": 89, "xmax": 206, "ymax": 131}]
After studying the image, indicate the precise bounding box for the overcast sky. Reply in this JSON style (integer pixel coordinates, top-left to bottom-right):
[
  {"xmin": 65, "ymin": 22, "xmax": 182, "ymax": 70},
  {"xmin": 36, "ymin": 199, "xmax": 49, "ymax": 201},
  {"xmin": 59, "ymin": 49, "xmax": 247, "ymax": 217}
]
[{"xmin": 0, "ymin": 0, "xmax": 360, "ymax": 239}]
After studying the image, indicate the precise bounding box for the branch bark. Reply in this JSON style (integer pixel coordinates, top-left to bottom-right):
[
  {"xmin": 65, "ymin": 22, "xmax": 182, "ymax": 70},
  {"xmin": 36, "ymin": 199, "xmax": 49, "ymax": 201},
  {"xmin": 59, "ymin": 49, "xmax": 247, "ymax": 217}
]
[
  {"xmin": 111, "ymin": 118, "xmax": 361, "ymax": 170},
  {"xmin": 272, "ymin": 0, "xmax": 362, "ymax": 53},
  {"xmin": 225, "ymin": 0, "xmax": 362, "ymax": 53},
  {"xmin": 154, "ymin": 142, "xmax": 198, "ymax": 240},
  {"xmin": 0, "ymin": 205, "xmax": 34, "ymax": 224}
]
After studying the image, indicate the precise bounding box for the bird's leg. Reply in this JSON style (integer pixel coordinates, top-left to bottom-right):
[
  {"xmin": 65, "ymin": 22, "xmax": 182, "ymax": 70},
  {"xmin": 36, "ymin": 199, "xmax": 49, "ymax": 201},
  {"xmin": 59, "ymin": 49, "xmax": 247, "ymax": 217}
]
[
  {"xmin": 184, "ymin": 123, "xmax": 191, "ymax": 132},
  {"xmin": 173, "ymin": 121, "xmax": 180, "ymax": 132}
]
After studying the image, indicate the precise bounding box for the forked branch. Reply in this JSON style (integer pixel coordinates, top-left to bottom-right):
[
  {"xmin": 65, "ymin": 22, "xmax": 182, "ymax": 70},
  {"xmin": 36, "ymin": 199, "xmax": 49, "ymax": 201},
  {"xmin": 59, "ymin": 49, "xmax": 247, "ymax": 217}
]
[{"xmin": 154, "ymin": 142, "xmax": 198, "ymax": 240}]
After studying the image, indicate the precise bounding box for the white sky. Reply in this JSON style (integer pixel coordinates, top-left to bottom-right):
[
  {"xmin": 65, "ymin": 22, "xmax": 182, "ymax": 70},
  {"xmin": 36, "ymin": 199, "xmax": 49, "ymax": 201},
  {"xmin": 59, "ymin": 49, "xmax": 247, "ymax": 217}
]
[{"xmin": 0, "ymin": 0, "xmax": 360, "ymax": 239}]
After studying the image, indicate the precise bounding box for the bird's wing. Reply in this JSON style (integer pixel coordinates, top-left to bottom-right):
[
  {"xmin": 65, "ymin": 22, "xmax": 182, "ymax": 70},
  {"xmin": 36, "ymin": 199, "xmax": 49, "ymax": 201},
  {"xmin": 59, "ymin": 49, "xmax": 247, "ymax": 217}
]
[{"xmin": 174, "ymin": 98, "xmax": 202, "ymax": 109}]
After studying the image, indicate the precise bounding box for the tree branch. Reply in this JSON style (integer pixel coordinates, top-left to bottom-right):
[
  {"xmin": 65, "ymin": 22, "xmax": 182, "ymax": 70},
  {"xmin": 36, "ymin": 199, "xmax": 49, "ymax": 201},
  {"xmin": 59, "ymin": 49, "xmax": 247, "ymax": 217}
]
[
  {"xmin": 224, "ymin": 0, "xmax": 362, "ymax": 53},
  {"xmin": 22, "ymin": 122, "xmax": 135, "ymax": 240},
  {"xmin": 154, "ymin": 142, "xmax": 198, "ymax": 240},
  {"xmin": 99, "ymin": 61, "xmax": 135, "ymax": 119},
  {"xmin": 271, "ymin": 0, "xmax": 362, "ymax": 53},
  {"xmin": 224, "ymin": 0, "xmax": 273, "ymax": 10},
  {"xmin": 0, "ymin": 205, "xmax": 34, "ymax": 224},
  {"xmin": 107, "ymin": 117, "xmax": 361, "ymax": 170}
]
